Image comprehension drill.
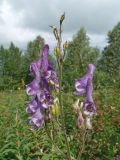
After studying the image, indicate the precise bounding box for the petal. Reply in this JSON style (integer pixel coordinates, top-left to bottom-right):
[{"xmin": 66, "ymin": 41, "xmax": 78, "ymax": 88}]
[
  {"xmin": 75, "ymin": 79, "xmax": 86, "ymax": 96},
  {"xmin": 87, "ymin": 64, "xmax": 96, "ymax": 75},
  {"xmin": 83, "ymin": 100, "xmax": 96, "ymax": 116},
  {"xmin": 41, "ymin": 44, "xmax": 49, "ymax": 72},
  {"xmin": 26, "ymin": 78, "xmax": 40, "ymax": 96},
  {"xmin": 30, "ymin": 108, "xmax": 44, "ymax": 128},
  {"xmin": 26, "ymin": 99, "xmax": 38, "ymax": 114},
  {"xmin": 30, "ymin": 60, "xmax": 41, "ymax": 77}
]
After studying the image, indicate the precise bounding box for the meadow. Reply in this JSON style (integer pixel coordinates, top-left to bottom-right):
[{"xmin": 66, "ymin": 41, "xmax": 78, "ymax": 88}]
[{"xmin": 0, "ymin": 88, "xmax": 120, "ymax": 160}]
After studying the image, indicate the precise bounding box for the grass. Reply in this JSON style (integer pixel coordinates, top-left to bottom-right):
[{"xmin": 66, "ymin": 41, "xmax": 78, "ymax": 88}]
[{"xmin": 0, "ymin": 88, "xmax": 120, "ymax": 160}]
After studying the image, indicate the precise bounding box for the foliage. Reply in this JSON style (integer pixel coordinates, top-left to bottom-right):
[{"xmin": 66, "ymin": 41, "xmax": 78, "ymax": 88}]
[
  {"xmin": 0, "ymin": 43, "xmax": 22, "ymax": 90},
  {"xmin": 99, "ymin": 22, "xmax": 120, "ymax": 79},
  {"xmin": 0, "ymin": 90, "xmax": 120, "ymax": 159}
]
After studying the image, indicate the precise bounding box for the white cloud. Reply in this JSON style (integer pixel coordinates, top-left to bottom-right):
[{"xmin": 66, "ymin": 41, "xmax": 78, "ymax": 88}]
[
  {"xmin": 0, "ymin": 0, "xmax": 120, "ymax": 49},
  {"xmin": 88, "ymin": 33, "xmax": 107, "ymax": 49}
]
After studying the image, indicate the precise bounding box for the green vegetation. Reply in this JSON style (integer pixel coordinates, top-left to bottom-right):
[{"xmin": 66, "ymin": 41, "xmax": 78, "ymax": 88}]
[{"xmin": 0, "ymin": 89, "xmax": 120, "ymax": 159}]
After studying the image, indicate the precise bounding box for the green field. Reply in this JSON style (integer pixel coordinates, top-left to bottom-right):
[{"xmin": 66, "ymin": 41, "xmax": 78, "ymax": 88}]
[{"xmin": 0, "ymin": 89, "xmax": 120, "ymax": 160}]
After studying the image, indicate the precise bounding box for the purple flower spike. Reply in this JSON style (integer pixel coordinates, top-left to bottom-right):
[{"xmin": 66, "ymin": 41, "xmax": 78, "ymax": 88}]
[
  {"xmin": 74, "ymin": 64, "xmax": 96, "ymax": 129},
  {"xmin": 26, "ymin": 44, "xmax": 58, "ymax": 129}
]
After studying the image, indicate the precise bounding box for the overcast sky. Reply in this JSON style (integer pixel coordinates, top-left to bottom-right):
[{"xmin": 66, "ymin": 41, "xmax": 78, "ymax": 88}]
[{"xmin": 0, "ymin": 0, "xmax": 120, "ymax": 50}]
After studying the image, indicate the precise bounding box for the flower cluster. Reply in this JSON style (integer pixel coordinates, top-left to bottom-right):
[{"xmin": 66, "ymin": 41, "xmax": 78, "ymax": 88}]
[
  {"xmin": 26, "ymin": 44, "xmax": 59, "ymax": 129},
  {"xmin": 74, "ymin": 64, "xmax": 96, "ymax": 129}
]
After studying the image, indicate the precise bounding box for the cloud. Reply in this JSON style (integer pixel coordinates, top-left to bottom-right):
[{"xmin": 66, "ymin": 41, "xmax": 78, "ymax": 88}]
[{"xmin": 0, "ymin": 0, "xmax": 120, "ymax": 49}]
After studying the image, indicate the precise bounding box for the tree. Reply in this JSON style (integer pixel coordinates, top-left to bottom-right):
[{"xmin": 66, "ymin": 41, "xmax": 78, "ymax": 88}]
[
  {"xmin": 99, "ymin": 22, "xmax": 120, "ymax": 78},
  {"xmin": 25, "ymin": 35, "xmax": 44, "ymax": 62},
  {"xmin": 63, "ymin": 27, "xmax": 99, "ymax": 91},
  {"xmin": 0, "ymin": 42, "xmax": 22, "ymax": 90},
  {"xmin": 0, "ymin": 45, "xmax": 6, "ymax": 89}
]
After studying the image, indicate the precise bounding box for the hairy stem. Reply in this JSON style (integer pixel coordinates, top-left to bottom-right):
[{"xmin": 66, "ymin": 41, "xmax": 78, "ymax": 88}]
[{"xmin": 57, "ymin": 25, "xmax": 72, "ymax": 158}]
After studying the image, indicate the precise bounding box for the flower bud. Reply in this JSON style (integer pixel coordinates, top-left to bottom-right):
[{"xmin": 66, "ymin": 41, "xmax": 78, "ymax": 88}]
[
  {"xmin": 63, "ymin": 41, "xmax": 68, "ymax": 50},
  {"xmin": 85, "ymin": 117, "xmax": 92, "ymax": 129},
  {"xmin": 73, "ymin": 99, "xmax": 80, "ymax": 113},
  {"xmin": 54, "ymin": 47, "xmax": 60, "ymax": 57},
  {"xmin": 77, "ymin": 111, "xmax": 84, "ymax": 128},
  {"xmin": 60, "ymin": 12, "xmax": 65, "ymax": 25},
  {"xmin": 51, "ymin": 98, "xmax": 59, "ymax": 116},
  {"xmin": 48, "ymin": 80, "xmax": 55, "ymax": 85}
]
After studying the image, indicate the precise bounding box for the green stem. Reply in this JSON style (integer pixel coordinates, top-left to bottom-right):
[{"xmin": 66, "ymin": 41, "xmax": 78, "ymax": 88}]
[
  {"xmin": 58, "ymin": 64, "xmax": 72, "ymax": 160},
  {"xmin": 44, "ymin": 120, "xmax": 67, "ymax": 159},
  {"xmin": 56, "ymin": 22, "xmax": 72, "ymax": 160}
]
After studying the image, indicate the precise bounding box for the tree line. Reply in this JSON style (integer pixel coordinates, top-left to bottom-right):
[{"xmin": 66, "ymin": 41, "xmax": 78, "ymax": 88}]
[{"xmin": 0, "ymin": 22, "xmax": 120, "ymax": 90}]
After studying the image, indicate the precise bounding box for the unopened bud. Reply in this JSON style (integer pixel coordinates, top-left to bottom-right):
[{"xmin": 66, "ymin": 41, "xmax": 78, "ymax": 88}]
[
  {"xmin": 85, "ymin": 117, "xmax": 92, "ymax": 129},
  {"xmin": 51, "ymin": 98, "xmax": 59, "ymax": 116},
  {"xmin": 60, "ymin": 12, "xmax": 65, "ymax": 25},
  {"xmin": 77, "ymin": 111, "xmax": 84, "ymax": 128},
  {"xmin": 73, "ymin": 99, "xmax": 80, "ymax": 113},
  {"xmin": 63, "ymin": 41, "xmax": 68, "ymax": 50},
  {"xmin": 54, "ymin": 47, "xmax": 60, "ymax": 57}
]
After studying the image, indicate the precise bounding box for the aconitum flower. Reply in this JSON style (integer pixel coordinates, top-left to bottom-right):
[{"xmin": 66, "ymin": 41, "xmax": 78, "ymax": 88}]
[
  {"xmin": 74, "ymin": 64, "xmax": 96, "ymax": 129},
  {"xmin": 26, "ymin": 44, "xmax": 59, "ymax": 129},
  {"xmin": 75, "ymin": 64, "xmax": 95, "ymax": 96}
]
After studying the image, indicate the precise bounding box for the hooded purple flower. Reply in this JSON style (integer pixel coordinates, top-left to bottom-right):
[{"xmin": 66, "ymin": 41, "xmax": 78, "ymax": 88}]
[
  {"xmin": 45, "ymin": 69, "xmax": 59, "ymax": 90},
  {"xmin": 40, "ymin": 78, "xmax": 54, "ymax": 106},
  {"xmin": 74, "ymin": 64, "xmax": 96, "ymax": 129},
  {"xmin": 26, "ymin": 44, "xmax": 58, "ymax": 129}
]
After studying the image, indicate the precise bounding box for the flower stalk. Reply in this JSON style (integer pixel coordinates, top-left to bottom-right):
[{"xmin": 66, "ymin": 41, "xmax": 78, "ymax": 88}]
[{"xmin": 53, "ymin": 13, "xmax": 72, "ymax": 160}]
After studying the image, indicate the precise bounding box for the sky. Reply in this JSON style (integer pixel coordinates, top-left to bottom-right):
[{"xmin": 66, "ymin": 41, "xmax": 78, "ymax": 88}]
[{"xmin": 0, "ymin": 0, "xmax": 120, "ymax": 51}]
